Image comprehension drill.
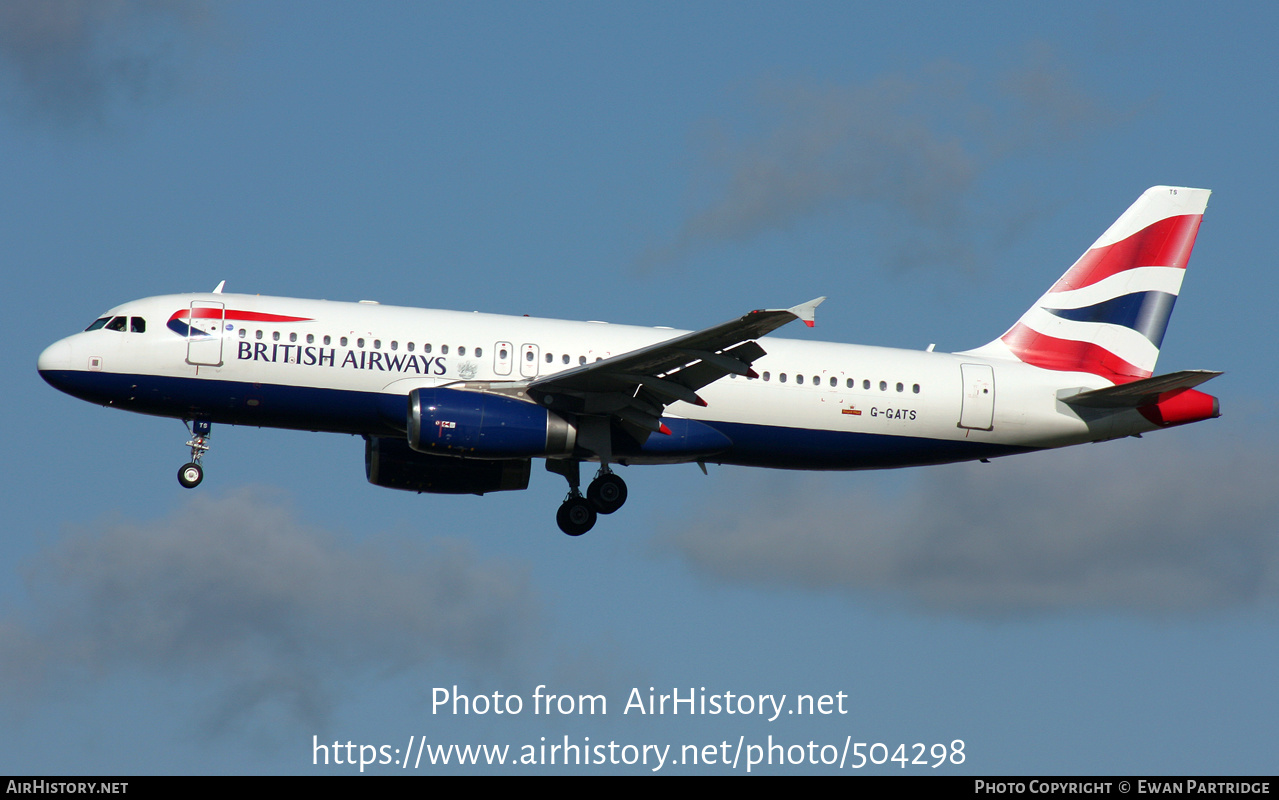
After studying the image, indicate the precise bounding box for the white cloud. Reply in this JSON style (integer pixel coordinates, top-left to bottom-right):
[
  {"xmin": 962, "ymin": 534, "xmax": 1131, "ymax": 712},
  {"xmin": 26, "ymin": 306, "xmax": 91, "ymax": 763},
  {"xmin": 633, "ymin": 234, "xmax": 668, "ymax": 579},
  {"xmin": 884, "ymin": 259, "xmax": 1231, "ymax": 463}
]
[
  {"xmin": 0, "ymin": 0, "xmax": 212, "ymax": 126},
  {"xmin": 661, "ymin": 431, "xmax": 1279, "ymax": 615},
  {"xmin": 0, "ymin": 488, "xmax": 540, "ymax": 729},
  {"xmin": 640, "ymin": 48, "xmax": 1122, "ymax": 274}
]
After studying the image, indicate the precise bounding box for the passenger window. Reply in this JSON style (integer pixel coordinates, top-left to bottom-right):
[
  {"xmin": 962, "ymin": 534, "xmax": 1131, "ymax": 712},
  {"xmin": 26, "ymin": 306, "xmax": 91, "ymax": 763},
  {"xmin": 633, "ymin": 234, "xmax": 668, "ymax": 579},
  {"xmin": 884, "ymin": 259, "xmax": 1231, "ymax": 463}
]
[
  {"xmin": 499, "ymin": 348, "xmax": 508, "ymax": 359},
  {"xmin": 424, "ymin": 343, "xmax": 432, "ymax": 353},
  {"xmin": 879, "ymin": 381, "xmax": 887, "ymax": 391},
  {"xmin": 290, "ymin": 332, "xmax": 298, "ymax": 343},
  {"xmin": 475, "ymin": 347, "xmax": 482, "ymax": 358},
  {"xmin": 763, "ymin": 372, "xmax": 771, "ymax": 381},
  {"xmin": 562, "ymin": 354, "xmax": 569, "ymax": 364},
  {"xmin": 896, "ymin": 382, "xmax": 904, "ymax": 392},
  {"xmin": 441, "ymin": 345, "xmax": 449, "ymax": 355},
  {"xmin": 272, "ymin": 331, "xmax": 280, "ymax": 342},
  {"xmin": 239, "ymin": 329, "xmax": 246, "ymax": 339},
  {"xmin": 390, "ymin": 341, "xmax": 397, "ymax": 350},
  {"xmin": 85, "ymin": 317, "xmax": 110, "ymax": 331},
  {"xmin": 324, "ymin": 335, "xmax": 331, "ymax": 346},
  {"xmin": 545, "ymin": 352, "xmax": 553, "ymax": 363},
  {"xmin": 357, "ymin": 338, "xmax": 365, "ymax": 348},
  {"xmin": 579, "ymin": 356, "xmax": 586, "ymax": 365},
  {"xmin": 407, "ymin": 342, "xmax": 414, "ymax": 352},
  {"xmin": 830, "ymin": 377, "xmax": 837, "ymax": 387},
  {"xmin": 307, "ymin": 334, "xmax": 314, "ymax": 344},
  {"xmin": 373, "ymin": 339, "xmax": 381, "ymax": 349},
  {"xmin": 780, "ymin": 373, "xmax": 787, "ymax": 383},
  {"xmin": 526, "ymin": 351, "xmax": 534, "ymax": 362},
  {"xmin": 796, "ymin": 375, "xmax": 804, "ymax": 385},
  {"xmin": 913, "ymin": 384, "xmax": 920, "ymax": 394},
  {"xmin": 256, "ymin": 330, "xmax": 264, "ymax": 340},
  {"xmin": 130, "ymin": 317, "xmax": 146, "ymax": 333},
  {"xmin": 863, "ymin": 379, "xmax": 870, "ymax": 390},
  {"xmin": 340, "ymin": 336, "xmax": 348, "ymax": 346},
  {"xmin": 846, "ymin": 378, "xmax": 853, "ymax": 388},
  {"xmin": 105, "ymin": 316, "xmax": 126, "ymax": 332}
]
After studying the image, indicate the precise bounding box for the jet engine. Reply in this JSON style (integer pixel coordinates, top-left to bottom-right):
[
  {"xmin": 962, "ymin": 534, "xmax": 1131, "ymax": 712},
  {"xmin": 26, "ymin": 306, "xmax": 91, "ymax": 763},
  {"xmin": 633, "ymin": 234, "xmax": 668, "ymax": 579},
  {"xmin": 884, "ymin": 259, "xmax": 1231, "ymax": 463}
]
[
  {"xmin": 365, "ymin": 436, "xmax": 530, "ymax": 495},
  {"xmin": 407, "ymin": 387, "xmax": 577, "ymax": 458}
]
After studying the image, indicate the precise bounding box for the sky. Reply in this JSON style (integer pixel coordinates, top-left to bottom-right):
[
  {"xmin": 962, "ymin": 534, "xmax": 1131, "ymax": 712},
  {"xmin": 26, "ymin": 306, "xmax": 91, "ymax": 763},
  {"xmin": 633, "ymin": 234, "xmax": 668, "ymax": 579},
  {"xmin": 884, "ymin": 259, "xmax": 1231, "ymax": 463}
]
[{"xmin": 1, "ymin": 0, "xmax": 1276, "ymax": 775}]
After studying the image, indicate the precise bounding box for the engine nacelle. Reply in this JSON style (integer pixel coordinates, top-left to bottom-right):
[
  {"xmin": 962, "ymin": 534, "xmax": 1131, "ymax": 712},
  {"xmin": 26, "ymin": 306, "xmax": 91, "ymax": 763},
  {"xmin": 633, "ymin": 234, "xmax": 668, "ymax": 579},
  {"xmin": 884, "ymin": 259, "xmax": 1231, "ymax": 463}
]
[
  {"xmin": 365, "ymin": 436, "xmax": 530, "ymax": 495},
  {"xmin": 407, "ymin": 387, "xmax": 577, "ymax": 458}
]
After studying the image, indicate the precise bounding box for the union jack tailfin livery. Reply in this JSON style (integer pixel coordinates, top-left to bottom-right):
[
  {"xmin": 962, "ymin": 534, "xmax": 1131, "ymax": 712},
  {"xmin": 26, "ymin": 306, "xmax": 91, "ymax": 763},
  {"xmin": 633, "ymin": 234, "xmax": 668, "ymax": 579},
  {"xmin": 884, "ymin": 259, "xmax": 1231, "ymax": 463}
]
[{"xmin": 968, "ymin": 186, "xmax": 1210, "ymax": 384}]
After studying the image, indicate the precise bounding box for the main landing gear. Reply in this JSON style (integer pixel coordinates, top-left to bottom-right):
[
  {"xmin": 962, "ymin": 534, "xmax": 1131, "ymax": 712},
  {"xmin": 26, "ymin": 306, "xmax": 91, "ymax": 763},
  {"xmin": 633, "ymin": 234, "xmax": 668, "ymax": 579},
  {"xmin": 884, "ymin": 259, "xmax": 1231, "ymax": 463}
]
[
  {"xmin": 548, "ymin": 461, "xmax": 629, "ymax": 536},
  {"xmin": 178, "ymin": 420, "xmax": 211, "ymax": 489}
]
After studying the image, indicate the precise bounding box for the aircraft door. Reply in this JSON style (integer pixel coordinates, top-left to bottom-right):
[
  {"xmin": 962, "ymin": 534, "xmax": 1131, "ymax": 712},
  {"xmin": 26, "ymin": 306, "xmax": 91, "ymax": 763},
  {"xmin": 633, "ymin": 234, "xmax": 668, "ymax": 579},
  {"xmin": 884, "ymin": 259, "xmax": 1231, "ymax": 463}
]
[
  {"xmin": 519, "ymin": 344, "xmax": 539, "ymax": 378},
  {"xmin": 494, "ymin": 341, "xmax": 513, "ymax": 376},
  {"xmin": 958, "ymin": 363, "xmax": 995, "ymax": 430},
  {"xmin": 185, "ymin": 301, "xmax": 225, "ymax": 367}
]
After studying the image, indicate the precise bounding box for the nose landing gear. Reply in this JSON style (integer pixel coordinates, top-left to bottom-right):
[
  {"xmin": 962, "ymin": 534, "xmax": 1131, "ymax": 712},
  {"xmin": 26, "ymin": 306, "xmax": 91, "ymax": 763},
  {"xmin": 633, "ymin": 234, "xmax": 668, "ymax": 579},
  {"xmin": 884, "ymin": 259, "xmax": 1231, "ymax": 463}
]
[{"xmin": 178, "ymin": 420, "xmax": 211, "ymax": 489}]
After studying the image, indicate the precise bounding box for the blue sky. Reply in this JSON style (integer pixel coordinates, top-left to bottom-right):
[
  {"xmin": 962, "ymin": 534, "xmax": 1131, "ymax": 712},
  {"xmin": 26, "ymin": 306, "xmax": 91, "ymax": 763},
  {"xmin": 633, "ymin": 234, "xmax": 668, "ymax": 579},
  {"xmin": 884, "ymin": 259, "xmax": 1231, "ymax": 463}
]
[{"xmin": 2, "ymin": 1, "xmax": 1276, "ymax": 775}]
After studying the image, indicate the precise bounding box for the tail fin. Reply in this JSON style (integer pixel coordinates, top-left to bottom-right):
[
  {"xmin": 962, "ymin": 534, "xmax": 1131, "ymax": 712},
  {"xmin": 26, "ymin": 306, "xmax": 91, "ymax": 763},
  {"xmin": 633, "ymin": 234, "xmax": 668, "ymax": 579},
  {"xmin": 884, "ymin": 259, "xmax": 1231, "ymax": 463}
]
[{"xmin": 966, "ymin": 186, "xmax": 1211, "ymax": 383}]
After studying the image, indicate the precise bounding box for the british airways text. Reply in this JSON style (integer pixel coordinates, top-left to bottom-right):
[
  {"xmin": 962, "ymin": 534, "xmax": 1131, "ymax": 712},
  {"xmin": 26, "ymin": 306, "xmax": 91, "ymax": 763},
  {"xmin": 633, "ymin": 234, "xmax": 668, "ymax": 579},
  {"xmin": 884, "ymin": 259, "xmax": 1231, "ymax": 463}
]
[{"xmin": 237, "ymin": 341, "xmax": 448, "ymax": 375}]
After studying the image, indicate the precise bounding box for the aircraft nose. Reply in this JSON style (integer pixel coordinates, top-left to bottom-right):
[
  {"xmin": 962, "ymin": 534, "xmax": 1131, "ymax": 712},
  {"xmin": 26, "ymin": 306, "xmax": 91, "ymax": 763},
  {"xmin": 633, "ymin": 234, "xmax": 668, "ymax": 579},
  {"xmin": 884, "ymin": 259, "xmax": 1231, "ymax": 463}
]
[
  {"xmin": 37, "ymin": 338, "xmax": 74, "ymax": 389},
  {"xmin": 38, "ymin": 338, "xmax": 72, "ymax": 372}
]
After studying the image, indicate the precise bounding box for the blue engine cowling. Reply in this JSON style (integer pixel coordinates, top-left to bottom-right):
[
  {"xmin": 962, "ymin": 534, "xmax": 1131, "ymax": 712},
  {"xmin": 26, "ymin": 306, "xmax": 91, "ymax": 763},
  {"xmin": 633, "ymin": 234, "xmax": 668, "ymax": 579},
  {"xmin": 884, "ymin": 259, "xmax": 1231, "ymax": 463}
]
[{"xmin": 407, "ymin": 387, "xmax": 577, "ymax": 458}]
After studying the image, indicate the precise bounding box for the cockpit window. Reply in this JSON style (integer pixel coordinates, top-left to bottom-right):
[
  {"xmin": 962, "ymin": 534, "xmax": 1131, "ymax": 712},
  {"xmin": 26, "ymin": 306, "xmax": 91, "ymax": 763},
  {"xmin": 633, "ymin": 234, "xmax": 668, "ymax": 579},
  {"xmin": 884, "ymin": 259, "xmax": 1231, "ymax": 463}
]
[
  {"xmin": 85, "ymin": 317, "xmax": 110, "ymax": 331},
  {"xmin": 130, "ymin": 317, "xmax": 146, "ymax": 333},
  {"xmin": 105, "ymin": 316, "xmax": 127, "ymax": 332}
]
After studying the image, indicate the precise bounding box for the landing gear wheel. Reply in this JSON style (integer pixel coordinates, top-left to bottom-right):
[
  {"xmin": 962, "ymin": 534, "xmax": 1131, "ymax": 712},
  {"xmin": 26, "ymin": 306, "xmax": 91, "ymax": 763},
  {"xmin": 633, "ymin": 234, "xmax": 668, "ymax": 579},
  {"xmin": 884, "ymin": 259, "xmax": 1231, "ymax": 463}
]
[
  {"xmin": 587, "ymin": 473, "xmax": 628, "ymax": 514},
  {"xmin": 178, "ymin": 462, "xmax": 204, "ymax": 489},
  {"xmin": 557, "ymin": 497, "xmax": 597, "ymax": 536}
]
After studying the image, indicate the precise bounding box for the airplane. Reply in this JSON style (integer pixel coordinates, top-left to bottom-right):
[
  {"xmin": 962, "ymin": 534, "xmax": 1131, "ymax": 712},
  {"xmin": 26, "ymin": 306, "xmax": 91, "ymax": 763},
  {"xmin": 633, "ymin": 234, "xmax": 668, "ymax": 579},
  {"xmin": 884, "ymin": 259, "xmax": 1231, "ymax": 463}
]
[{"xmin": 38, "ymin": 186, "xmax": 1220, "ymax": 536}]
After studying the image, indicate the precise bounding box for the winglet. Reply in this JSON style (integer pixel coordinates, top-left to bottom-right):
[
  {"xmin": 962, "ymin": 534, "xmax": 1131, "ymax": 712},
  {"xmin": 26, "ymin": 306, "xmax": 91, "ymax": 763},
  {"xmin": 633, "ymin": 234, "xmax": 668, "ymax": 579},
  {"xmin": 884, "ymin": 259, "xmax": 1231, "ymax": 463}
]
[{"xmin": 789, "ymin": 296, "xmax": 825, "ymax": 328}]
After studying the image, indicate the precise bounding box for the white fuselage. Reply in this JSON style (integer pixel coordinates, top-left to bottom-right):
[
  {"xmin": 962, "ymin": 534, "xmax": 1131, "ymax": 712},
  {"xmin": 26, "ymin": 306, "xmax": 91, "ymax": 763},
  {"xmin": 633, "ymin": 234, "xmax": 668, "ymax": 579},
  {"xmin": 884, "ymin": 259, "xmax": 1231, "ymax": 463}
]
[{"xmin": 38, "ymin": 291, "xmax": 1157, "ymax": 471}]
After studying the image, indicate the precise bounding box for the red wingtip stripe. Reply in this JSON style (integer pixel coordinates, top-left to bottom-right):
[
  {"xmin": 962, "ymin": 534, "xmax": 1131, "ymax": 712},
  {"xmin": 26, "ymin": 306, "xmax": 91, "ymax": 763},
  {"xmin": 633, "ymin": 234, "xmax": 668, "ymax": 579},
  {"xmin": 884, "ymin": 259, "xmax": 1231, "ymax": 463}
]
[
  {"xmin": 659, "ymin": 423, "xmax": 672, "ymax": 436},
  {"xmin": 1051, "ymin": 214, "xmax": 1203, "ymax": 293},
  {"xmin": 804, "ymin": 320, "xmax": 815, "ymax": 328}
]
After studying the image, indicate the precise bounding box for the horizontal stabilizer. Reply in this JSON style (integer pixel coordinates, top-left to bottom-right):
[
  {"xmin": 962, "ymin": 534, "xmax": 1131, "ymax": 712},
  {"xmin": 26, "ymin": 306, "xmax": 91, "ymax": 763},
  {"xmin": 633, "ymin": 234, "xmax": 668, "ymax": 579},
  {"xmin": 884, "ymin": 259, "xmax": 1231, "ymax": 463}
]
[{"xmin": 1059, "ymin": 369, "xmax": 1222, "ymax": 409}]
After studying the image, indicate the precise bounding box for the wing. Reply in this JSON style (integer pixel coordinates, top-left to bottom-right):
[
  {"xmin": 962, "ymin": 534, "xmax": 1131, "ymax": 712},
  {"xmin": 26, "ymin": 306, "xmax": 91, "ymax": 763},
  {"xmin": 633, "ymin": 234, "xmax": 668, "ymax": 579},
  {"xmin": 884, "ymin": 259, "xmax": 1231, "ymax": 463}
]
[{"xmin": 526, "ymin": 297, "xmax": 825, "ymax": 440}]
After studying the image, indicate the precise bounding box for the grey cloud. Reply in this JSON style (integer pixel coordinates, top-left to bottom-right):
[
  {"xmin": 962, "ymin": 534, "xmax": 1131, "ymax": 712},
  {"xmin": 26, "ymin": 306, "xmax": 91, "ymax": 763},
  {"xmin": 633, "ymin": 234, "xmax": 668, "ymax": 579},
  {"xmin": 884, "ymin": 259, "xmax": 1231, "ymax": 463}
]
[
  {"xmin": 0, "ymin": 488, "xmax": 539, "ymax": 730},
  {"xmin": 660, "ymin": 434, "xmax": 1279, "ymax": 616},
  {"xmin": 0, "ymin": 0, "xmax": 210, "ymax": 126},
  {"xmin": 640, "ymin": 49, "xmax": 1121, "ymax": 274}
]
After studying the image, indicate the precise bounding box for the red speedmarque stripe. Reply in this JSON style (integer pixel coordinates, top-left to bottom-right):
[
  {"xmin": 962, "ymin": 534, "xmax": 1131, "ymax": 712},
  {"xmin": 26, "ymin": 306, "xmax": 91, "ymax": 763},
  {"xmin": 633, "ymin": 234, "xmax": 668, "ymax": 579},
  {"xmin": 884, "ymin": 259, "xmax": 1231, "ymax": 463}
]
[
  {"xmin": 168, "ymin": 309, "xmax": 313, "ymax": 323},
  {"xmin": 1001, "ymin": 322, "xmax": 1150, "ymax": 383},
  {"xmin": 1049, "ymin": 214, "xmax": 1203, "ymax": 293}
]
